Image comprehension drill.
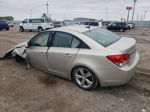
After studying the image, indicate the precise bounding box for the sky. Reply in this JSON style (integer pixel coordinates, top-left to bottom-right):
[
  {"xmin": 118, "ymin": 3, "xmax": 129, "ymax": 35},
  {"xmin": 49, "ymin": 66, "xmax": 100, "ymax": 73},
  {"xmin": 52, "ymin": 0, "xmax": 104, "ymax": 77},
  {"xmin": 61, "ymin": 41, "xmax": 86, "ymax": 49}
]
[{"xmin": 0, "ymin": 0, "xmax": 150, "ymax": 21}]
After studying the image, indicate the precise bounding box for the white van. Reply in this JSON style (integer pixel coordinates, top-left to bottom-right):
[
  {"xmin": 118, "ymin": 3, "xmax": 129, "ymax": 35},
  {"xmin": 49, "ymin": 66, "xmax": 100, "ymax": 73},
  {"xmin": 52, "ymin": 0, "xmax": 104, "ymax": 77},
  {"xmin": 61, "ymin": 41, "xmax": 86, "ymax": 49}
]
[{"xmin": 19, "ymin": 18, "xmax": 53, "ymax": 32}]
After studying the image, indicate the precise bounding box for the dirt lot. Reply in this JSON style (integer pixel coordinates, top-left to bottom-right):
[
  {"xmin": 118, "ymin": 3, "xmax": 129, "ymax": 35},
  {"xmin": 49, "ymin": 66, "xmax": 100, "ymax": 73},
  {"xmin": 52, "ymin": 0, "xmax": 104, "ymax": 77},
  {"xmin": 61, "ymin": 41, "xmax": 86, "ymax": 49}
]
[{"xmin": 0, "ymin": 26, "xmax": 150, "ymax": 112}]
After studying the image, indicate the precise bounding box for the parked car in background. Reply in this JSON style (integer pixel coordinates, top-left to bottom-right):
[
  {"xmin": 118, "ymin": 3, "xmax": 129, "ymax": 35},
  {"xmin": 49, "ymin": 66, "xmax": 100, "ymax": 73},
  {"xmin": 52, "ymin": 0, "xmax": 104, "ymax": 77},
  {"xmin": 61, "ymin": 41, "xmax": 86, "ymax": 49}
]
[
  {"xmin": 80, "ymin": 21, "xmax": 103, "ymax": 27},
  {"xmin": 53, "ymin": 21, "xmax": 66, "ymax": 28},
  {"xmin": 0, "ymin": 21, "xmax": 9, "ymax": 30},
  {"xmin": 6, "ymin": 21, "xmax": 14, "ymax": 27},
  {"xmin": 101, "ymin": 21, "xmax": 111, "ymax": 27},
  {"xmin": 4, "ymin": 25, "xmax": 139, "ymax": 90},
  {"xmin": 19, "ymin": 18, "xmax": 53, "ymax": 32},
  {"xmin": 127, "ymin": 23, "xmax": 135, "ymax": 29},
  {"xmin": 107, "ymin": 22, "xmax": 128, "ymax": 32}
]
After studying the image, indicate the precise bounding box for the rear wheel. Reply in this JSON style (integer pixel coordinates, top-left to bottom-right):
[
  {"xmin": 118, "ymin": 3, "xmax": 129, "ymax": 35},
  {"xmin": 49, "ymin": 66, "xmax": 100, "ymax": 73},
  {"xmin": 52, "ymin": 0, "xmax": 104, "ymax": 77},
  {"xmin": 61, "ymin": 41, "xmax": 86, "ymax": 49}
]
[
  {"xmin": 38, "ymin": 27, "xmax": 43, "ymax": 32},
  {"xmin": 120, "ymin": 29, "xmax": 124, "ymax": 32},
  {"xmin": 72, "ymin": 67, "xmax": 99, "ymax": 90},
  {"xmin": 128, "ymin": 26, "xmax": 131, "ymax": 30}
]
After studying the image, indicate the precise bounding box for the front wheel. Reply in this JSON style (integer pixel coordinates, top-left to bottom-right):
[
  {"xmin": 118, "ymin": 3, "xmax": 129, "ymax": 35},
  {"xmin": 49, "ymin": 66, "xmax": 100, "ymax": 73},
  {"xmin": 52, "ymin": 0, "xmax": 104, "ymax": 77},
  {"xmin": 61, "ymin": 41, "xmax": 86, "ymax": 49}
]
[
  {"xmin": 6, "ymin": 28, "xmax": 9, "ymax": 30},
  {"xmin": 72, "ymin": 67, "xmax": 99, "ymax": 90},
  {"xmin": 20, "ymin": 27, "xmax": 24, "ymax": 32},
  {"xmin": 15, "ymin": 55, "xmax": 25, "ymax": 63}
]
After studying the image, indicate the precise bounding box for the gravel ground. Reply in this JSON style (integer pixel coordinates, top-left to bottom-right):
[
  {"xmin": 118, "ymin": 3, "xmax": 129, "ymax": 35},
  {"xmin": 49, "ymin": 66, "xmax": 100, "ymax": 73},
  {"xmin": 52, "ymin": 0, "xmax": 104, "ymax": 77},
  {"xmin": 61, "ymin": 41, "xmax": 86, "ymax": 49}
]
[{"xmin": 0, "ymin": 26, "xmax": 150, "ymax": 112}]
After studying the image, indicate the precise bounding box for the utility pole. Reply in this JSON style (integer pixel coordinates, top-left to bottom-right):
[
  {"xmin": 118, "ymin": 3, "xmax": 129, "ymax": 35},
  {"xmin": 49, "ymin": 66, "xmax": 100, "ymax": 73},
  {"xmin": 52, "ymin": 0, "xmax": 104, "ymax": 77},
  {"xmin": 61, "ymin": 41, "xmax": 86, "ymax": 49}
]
[
  {"xmin": 132, "ymin": 0, "xmax": 137, "ymax": 21},
  {"xmin": 143, "ymin": 11, "xmax": 147, "ymax": 21},
  {"xmin": 30, "ymin": 9, "xmax": 33, "ymax": 18},
  {"xmin": 127, "ymin": 10, "xmax": 130, "ymax": 21},
  {"xmin": 105, "ymin": 6, "xmax": 108, "ymax": 21},
  {"xmin": 126, "ymin": 6, "xmax": 132, "ymax": 21},
  {"xmin": 46, "ymin": 1, "xmax": 49, "ymax": 17},
  {"xmin": 136, "ymin": 13, "xmax": 138, "ymax": 21}
]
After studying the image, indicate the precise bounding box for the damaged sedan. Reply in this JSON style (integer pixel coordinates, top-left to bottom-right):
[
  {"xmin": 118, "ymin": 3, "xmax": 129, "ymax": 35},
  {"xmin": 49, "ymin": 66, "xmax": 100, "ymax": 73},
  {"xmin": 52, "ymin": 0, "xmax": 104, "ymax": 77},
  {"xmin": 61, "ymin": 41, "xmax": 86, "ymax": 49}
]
[{"xmin": 2, "ymin": 25, "xmax": 139, "ymax": 90}]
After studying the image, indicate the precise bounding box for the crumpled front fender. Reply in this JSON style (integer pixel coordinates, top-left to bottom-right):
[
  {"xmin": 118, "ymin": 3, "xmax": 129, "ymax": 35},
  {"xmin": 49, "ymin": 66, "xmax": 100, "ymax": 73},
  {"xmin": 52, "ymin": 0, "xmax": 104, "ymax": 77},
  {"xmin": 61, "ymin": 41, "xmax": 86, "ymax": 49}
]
[{"xmin": 0, "ymin": 48, "xmax": 14, "ymax": 59}]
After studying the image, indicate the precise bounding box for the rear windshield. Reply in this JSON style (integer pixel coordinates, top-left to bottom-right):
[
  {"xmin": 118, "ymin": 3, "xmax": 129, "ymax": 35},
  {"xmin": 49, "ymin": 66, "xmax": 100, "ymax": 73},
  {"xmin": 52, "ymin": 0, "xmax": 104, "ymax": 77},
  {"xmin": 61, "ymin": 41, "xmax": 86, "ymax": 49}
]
[{"xmin": 83, "ymin": 28, "xmax": 120, "ymax": 47}]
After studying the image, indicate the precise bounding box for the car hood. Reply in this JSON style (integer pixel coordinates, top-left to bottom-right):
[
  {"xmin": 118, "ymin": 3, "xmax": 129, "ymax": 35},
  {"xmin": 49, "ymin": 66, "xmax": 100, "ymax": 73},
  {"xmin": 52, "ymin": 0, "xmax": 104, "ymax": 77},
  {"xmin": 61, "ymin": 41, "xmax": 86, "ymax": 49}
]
[{"xmin": 15, "ymin": 41, "xmax": 28, "ymax": 48}]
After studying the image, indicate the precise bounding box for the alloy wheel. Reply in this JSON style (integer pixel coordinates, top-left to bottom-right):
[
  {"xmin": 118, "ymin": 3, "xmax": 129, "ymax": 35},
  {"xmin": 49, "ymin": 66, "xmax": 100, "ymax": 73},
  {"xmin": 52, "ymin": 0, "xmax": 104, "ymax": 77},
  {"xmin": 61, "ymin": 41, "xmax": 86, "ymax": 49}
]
[{"xmin": 74, "ymin": 67, "xmax": 94, "ymax": 89}]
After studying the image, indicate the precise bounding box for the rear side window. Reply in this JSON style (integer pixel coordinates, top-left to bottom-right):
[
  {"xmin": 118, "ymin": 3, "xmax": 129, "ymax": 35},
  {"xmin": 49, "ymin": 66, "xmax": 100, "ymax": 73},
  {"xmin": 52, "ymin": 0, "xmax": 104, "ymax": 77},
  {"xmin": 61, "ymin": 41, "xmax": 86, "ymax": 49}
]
[
  {"xmin": 71, "ymin": 38, "xmax": 80, "ymax": 48},
  {"xmin": 83, "ymin": 28, "xmax": 120, "ymax": 47},
  {"xmin": 29, "ymin": 19, "xmax": 44, "ymax": 23},
  {"xmin": 52, "ymin": 32, "xmax": 72, "ymax": 48}
]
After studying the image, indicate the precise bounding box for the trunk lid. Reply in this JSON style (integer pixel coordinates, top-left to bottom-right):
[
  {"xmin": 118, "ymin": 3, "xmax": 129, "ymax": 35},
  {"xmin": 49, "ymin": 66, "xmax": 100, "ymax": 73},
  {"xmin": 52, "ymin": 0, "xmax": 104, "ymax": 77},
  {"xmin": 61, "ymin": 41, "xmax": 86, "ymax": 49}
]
[
  {"xmin": 108, "ymin": 37, "xmax": 136, "ymax": 65},
  {"xmin": 108, "ymin": 37, "xmax": 136, "ymax": 53}
]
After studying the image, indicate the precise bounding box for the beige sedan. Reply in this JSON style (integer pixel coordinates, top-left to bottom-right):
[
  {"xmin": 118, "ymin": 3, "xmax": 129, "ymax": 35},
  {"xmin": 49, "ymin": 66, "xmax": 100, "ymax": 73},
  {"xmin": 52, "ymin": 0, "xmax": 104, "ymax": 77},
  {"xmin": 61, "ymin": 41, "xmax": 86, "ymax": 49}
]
[{"xmin": 4, "ymin": 25, "xmax": 139, "ymax": 90}]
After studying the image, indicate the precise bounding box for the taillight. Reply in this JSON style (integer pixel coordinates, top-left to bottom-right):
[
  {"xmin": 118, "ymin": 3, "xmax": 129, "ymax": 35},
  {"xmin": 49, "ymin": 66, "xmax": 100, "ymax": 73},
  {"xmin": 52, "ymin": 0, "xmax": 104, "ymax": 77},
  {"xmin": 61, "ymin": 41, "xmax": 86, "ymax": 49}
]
[{"xmin": 107, "ymin": 54, "xmax": 130, "ymax": 67}]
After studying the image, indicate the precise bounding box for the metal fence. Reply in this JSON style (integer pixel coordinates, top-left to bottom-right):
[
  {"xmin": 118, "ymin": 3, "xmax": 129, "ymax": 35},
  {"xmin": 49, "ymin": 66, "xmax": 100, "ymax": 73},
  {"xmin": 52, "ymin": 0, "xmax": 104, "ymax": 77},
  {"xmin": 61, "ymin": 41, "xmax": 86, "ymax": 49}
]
[{"xmin": 131, "ymin": 21, "xmax": 150, "ymax": 27}]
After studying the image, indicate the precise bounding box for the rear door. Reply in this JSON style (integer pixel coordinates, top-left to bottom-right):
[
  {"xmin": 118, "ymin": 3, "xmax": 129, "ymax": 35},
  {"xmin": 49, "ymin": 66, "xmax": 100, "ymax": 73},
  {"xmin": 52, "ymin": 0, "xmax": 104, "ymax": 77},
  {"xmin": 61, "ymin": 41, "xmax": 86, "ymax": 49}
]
[
  {"xmin": 26, "ymin": 31, "xmax": 52, "ymax": 71},
  {"xmin": 47, "ymin": 31, "xmax": 81, "ymax": 77},
  {"xmin": 115, "ymin": 23, "xmax": 120, "ymax": 30},
  {"xmin": 109, "ymin": 23, "xmax": 116, "ymax": 30}
]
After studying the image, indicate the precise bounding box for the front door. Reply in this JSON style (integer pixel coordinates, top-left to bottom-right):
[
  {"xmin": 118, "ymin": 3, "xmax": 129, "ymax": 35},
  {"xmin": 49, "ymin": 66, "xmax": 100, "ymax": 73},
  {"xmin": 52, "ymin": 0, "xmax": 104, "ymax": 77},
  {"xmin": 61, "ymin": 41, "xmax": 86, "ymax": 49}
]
[{"xmin": 26, "ymin": 31, "xmax": 51, "ymax": 71}]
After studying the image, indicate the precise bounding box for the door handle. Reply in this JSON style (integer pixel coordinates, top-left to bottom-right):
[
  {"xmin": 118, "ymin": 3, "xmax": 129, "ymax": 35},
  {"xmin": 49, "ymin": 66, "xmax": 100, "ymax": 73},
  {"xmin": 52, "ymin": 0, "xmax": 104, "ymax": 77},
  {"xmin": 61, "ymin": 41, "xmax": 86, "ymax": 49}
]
[
  {"xmin": 40, "ymin": 52, "xmax": 45, "ymax": 56},
  {"xmin": 65, "ymin": 53, "xmax": 72, "ymax": 57}
]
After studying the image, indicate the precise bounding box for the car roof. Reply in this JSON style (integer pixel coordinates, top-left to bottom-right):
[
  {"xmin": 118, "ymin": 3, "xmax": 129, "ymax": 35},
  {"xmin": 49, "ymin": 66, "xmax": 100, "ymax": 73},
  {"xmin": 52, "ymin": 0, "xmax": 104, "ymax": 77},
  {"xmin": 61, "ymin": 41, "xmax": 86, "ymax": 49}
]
[{"xmin": 50, "ymin": 25, "xmax": 97, "ymax": 33}]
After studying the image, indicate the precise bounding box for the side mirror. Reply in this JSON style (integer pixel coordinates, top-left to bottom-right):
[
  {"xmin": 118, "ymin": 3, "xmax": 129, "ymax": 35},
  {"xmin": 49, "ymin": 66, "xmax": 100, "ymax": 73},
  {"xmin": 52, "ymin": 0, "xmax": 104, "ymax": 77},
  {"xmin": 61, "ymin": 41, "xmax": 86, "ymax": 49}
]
[{"xmin": 26, "ymin": 41, "xmax": 31, "ymax": 48}]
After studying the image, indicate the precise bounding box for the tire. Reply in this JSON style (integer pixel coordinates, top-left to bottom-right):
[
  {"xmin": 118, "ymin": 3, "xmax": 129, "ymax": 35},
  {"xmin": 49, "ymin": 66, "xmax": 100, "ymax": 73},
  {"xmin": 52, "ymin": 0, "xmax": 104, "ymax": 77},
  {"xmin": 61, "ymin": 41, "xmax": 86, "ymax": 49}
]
[
  {"xmin": 128, "ymin": 26, "xmax": 131, "ymax": 30},
  {"xmin": 20, "ymin": 27, "xmax": 24, "ymax": 32},
  {"xmin": 120, "ymin": 29, "xmax": 124, "ymax": 32},
  {"xmin": 72, "ymin": 66, "xmax": 99, "ymax": 90},
  {"xmin": 6, "ymin": 28, "xmax": 9, "ymax": 30},
  {"xmin": 15, "ymin": 55, "xmax": 25, "ymax": 63},
  {"xmin": 38, "ymin": 27, "xmax": 43, "ymax": 32}
]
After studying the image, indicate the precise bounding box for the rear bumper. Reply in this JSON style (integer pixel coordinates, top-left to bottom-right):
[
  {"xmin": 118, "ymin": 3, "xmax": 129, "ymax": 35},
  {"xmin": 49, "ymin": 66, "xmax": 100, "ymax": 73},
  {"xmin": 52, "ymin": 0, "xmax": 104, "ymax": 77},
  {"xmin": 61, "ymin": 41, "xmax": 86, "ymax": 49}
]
[{"xmin": 96, "ymin": 52, "xmax": 139, "ymax": 87}]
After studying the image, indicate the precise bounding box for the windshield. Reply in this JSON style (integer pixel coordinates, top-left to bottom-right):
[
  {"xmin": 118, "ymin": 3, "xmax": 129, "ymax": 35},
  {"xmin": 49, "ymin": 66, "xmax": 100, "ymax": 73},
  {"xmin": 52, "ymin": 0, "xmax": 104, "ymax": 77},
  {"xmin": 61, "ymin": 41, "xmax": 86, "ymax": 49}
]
[{"xmin": 83, "ymin": 28, "xmax": 121, "ymax": 47}]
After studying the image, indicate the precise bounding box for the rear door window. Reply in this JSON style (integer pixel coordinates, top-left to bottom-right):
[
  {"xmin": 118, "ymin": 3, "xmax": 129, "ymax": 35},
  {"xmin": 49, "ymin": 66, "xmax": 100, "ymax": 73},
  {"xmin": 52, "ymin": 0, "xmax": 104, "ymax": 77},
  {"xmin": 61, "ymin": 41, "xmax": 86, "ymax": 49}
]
[
  {"xmin": 51, "ymin": 32, "xmax": 72, "ymax": 48},
  {"xmin": 51, "ymin": 32, "xmax": 84, "ymax": 48},
  {"xmin": 71, "ymin": 38, "xmax": 80, "ymax": 48}
]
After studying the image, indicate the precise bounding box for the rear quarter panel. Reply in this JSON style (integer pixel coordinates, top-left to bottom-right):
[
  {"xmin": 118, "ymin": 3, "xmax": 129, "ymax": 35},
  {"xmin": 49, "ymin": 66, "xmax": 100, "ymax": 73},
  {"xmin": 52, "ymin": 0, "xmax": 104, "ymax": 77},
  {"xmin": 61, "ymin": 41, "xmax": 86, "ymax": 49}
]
[{"xmin": 69, "ymin": 49, "xmax": 110, "ymax": 81}]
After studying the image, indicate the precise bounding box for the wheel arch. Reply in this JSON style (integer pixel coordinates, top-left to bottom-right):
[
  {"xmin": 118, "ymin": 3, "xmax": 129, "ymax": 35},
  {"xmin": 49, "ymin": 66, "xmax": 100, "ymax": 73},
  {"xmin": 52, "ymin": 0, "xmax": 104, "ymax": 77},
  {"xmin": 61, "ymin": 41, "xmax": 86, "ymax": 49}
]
[
  {"xmin": 38, "ymin": 26, "xmax": 43, "ymax": 29},
  {"xmin": 70, "ymin": 64, "xmax": 101, "ymax": 86}
]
